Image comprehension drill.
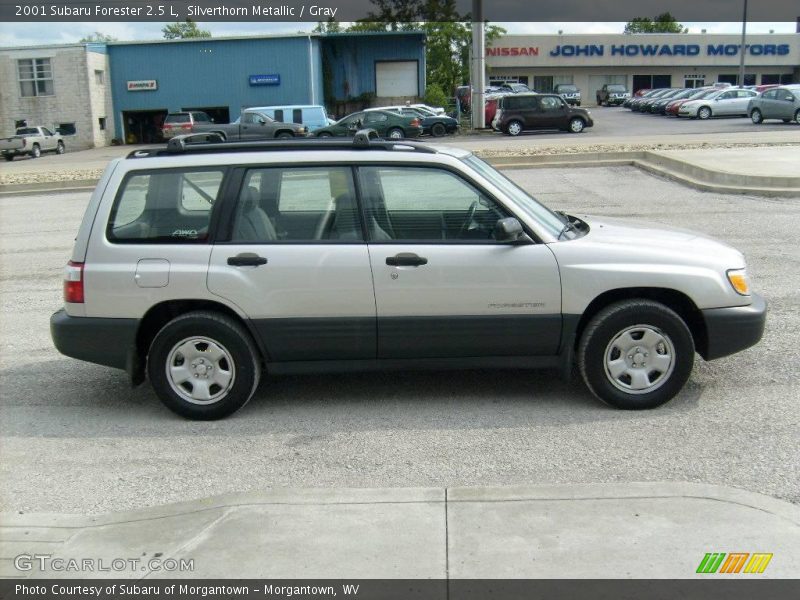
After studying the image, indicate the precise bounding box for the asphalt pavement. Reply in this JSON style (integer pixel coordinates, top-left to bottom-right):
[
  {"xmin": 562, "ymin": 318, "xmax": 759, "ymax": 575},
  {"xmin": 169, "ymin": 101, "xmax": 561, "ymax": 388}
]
[{"xmin": 0, "ymin": 166, "xmax": 798, "ymax": 515}]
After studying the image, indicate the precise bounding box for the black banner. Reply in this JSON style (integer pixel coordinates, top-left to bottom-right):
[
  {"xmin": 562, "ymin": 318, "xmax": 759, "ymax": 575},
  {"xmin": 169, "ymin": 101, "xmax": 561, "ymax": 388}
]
[
  {"xmin": 1, "ymin": 0, "xmax": 799, "ymax": 22},
  {"xmin": 3, "ymin": 580, "xmax": 800, "ymax": 600}
]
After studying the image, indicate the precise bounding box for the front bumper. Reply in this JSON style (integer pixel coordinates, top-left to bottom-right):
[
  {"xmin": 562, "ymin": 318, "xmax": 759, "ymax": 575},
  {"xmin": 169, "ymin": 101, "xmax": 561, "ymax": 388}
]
[
  {"xmin": 50, "ymin": 309, "xmax": 138, "ymax": 371},
  {"xmin": 700, "ymin": 293, "xmax": 767, "ymax": 360}
]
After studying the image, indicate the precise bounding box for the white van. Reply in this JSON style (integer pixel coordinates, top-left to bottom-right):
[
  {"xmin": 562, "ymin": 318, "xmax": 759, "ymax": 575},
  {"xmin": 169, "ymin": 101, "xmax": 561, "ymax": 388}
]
[{"xmin": 248, "ymin": 105, "xmax": 330, "ymax": 132}]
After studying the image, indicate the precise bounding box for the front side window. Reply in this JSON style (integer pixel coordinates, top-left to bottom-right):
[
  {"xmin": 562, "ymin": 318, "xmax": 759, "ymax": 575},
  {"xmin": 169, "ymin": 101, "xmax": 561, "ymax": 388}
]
[
  {"xmin": 762, "ymin": 90, "xmax": 778, "ymax": 100},
  {"xmin": 108, "ymin": 169, "xmax": 224, "ymax": 243},
  {"xmin": 18, "ymin": 58, "xmax": 54, "ymax": 97},
  {"xmin": 358, "ymin": 166, "xmax": 511, "ymax": 243},
  {"xmin": 540, "ymin": 97, "xmax": 563, "ymax": 111},
  {"xmin": 231, "ymin": 167, "xmax": 360, "ymax": 242}
]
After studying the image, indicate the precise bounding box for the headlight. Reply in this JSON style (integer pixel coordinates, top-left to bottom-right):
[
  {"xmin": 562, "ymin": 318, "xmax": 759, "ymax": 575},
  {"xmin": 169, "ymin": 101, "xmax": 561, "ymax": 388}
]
[{"xmin": 727, "ymin": 268, "xmax": 750, "ymax": 295}]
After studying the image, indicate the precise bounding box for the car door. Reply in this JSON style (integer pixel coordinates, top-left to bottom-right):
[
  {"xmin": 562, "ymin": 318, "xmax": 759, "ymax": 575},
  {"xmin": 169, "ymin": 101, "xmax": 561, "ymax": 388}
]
[
  {"xmin": 358, "ymin": 165, "xmax": 562, "ymax": 360},
  {"xmin": 774, "ymin": 89, "xmax": 796, "ymax": 119},
  {"xmin": 733, "ymin": 90, "xmax": 757, "ymax": 115},
  {"xmin": 759, "ymin": 89, "xmax": 780, "ymax": 119},
  {"xmin": 207, "ymin": 165, "xmax": 377, "ymax": 361},
  {"xmin": 712, "ymin": 90, "xmax": 736, "ymax": 115},
  {"xmin": 363, "ymin": 111, "xmax": 390, "ymax": 135},
  {"xmin": 40, "ymin": 127, "xmax": 56, "ymax": 150}
]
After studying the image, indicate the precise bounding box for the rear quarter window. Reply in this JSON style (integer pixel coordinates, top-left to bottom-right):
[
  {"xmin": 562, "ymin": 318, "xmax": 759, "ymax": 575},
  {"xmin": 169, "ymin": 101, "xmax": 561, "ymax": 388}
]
[{"xmin": 107, "ymin": 168, "xmax": 225, "ymax": 243}]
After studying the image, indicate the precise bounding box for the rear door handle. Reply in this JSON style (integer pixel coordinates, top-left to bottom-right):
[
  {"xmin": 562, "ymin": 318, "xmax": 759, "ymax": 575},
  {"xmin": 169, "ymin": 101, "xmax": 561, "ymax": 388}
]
[
  {"xmin": 386, "ymin": 253, "xmax": 428, "ymax": 267},
  {"xmin": 227, "ymin": 254, "xmax": 268, "ymax": 267}
]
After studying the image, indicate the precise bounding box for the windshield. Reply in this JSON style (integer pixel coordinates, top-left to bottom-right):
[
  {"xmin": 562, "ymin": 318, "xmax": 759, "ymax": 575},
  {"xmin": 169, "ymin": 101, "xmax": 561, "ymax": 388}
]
[
  {"xmin": 558, "ymin": 85, "xmax": 578, "ymax": 92},
  {"xmin": 607, "ymin": 84, "xmax": 626, "ymax": 92},
  {"xmin": 464, "ymin": 155, "xmax": 569, "ymax": 239}
]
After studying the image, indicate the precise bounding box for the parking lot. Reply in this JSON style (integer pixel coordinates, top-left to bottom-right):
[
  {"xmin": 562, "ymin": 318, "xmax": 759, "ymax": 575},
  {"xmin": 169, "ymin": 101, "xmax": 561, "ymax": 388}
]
[{"xmin": 0, "ymin": 165, "xmax": 797, "ymax": 514}]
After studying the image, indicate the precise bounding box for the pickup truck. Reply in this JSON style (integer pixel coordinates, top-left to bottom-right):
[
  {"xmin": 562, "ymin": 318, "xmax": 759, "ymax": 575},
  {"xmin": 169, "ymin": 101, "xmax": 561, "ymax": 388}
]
[
  {"xmin": 192, "ymin": 109, "xmax": 308, "ymax": 141},
  {"xmin": 1, "ymin": 126, "xmax": 65, "ymax": 161},
  {"xmin": 596, "ymin": 84, "xmax": 631, "ymax": 106}
]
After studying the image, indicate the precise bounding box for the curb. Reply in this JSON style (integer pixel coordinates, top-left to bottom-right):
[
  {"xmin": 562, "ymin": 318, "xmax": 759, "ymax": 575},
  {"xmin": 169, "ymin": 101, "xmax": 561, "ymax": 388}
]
[
  {"xmin": 2, "ymin": 152, "xmax": 798, "ymax": 198},
  {"xmin": 485, "ymin": 151, "xmax": 800, "ymax": 198}
]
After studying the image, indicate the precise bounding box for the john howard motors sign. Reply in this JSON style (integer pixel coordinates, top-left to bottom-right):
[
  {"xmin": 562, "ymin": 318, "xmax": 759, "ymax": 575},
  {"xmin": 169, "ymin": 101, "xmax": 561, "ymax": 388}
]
[{"xmin": 547, "ymin": 43, "xmax": 791, "ymax": 57}]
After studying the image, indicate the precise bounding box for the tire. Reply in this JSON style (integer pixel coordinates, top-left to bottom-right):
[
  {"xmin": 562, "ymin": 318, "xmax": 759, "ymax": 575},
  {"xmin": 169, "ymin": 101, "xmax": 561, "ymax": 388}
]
[
  {"xmin": 276, "ymin": 131, "xmax": 293, "ymax": 139},
  {"xmin": 387, "ymin": 127, "xmax": 405, "ymax": 139},
  {"xmin": 317, "ymin": 132, "xmax": 332, "ymax": 138},
  {"xmin": 568, "ymin": 117, "xmax": 585, "ymax": 133},
  {"xmin": 56, "ymin": 141, "xmax": 65, "ymax": 154},
  {"xmin": 782, "ymin": 119, "xmax": 791, "ymax": 123},
  {"xmin": 431, "ymin": 122, "xmax": 447, "ymax": 137},
  {"xmin": 3, "ymin": 155, "xmax": 13, "ymax": 162},
  {"xmin": 795, "ymin": 109, "xmax": 800, "ymax": 123},
  {"xmin": 30, "ymin": 144, "xmax": 41, "ymax": 158},
  {"xmin": 577, "ymin": 300, "xmax": 695, "ymax": 410},
  {"xmin": 147, "ymin": 311, "xmax": 261, "ymax": 420},
  {"xmin": 506, "ymin": 120, "xmax": 523, "ymax": 136},
  {"xmin": 697, "ymin": 106, "xmax": 712, "ymax": 120}
]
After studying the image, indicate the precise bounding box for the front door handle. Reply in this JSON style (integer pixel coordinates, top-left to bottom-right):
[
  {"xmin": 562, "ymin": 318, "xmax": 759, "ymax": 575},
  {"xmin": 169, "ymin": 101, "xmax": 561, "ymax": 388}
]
[
  {"xmin": 227, "ymin": 254, "xmax": 268, "ymax": 267},
  {"xmin": 386, "ymin": 253, "xmax": 428, "ymax": 267}
]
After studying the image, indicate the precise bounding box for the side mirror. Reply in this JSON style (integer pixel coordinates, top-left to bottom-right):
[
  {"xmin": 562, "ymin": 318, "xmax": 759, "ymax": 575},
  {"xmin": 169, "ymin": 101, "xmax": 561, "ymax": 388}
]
[{"xmin": 495, "ymin": 217, "xmax": 526, "ymax": 243}]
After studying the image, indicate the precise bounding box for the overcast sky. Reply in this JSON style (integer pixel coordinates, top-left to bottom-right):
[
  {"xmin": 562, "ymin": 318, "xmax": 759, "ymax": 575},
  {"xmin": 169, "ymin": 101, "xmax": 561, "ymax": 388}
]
[{"xmin": 0, "ymin": 21, "xmax": 796, "ymax": 47}]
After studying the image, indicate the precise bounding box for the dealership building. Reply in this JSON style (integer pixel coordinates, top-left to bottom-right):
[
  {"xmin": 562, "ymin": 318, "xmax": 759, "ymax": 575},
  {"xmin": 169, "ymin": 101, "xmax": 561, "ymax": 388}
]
[
  {"xmin": 1, "ymin": 31, "xmax": 425, "ymax": 146},
  {"xmin": 486, "ymin": 33, "xmax": 800, "ymax": 105}
]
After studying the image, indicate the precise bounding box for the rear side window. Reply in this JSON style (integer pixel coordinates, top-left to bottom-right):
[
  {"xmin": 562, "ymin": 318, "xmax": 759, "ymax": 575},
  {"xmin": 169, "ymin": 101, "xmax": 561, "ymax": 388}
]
[
  {"xmin": 273, "ymin": 109, "xmax": 284, "ymax": 122},
  {"xmin": 107, "ymin": 169, "xmax": 225, "ymax": 243},
  {"xmin": 292, "ymin": 109, "xmax": 302, "ymax": 123}
]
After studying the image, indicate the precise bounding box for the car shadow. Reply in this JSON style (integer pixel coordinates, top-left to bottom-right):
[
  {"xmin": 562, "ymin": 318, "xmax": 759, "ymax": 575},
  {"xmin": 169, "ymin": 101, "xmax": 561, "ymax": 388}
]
[{"xmin": 0, "ymin": 357, "xmax": 704, "ymax": 439}]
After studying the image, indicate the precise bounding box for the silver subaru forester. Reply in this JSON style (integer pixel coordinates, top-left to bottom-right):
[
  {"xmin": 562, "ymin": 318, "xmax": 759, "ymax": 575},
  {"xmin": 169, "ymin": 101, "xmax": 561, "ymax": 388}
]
[{"xmin": 51, "ymin": 132, "xmax": 766, "ymax": 419}]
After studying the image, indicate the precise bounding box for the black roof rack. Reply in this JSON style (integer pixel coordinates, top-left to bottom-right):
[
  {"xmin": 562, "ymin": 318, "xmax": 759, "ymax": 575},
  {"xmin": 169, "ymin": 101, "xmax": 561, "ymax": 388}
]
[{"xmin": 126, "ymin": 129, "xmax": 438, "ymax": 159}]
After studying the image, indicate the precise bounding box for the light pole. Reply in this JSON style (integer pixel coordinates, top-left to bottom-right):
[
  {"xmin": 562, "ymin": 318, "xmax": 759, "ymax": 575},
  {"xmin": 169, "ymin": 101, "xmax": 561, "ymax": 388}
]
[
  {"xmin": 471, "ymin": 0, "xmax": 486, "ymax": 129},
  {"xmin": 738, "ymin": 0, "xmax": 748, "ymax": 86}
]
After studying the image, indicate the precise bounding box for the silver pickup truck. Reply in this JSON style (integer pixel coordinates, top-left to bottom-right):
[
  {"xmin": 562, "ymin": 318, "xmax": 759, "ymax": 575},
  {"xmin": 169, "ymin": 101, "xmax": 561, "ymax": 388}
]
[
  {"xmin": 1, "ymin": 126, "xmax": 65, "ymax": 161},
  {"xmin": 192, "ymin": 109, "xmax": 308, "ymax": 141}
]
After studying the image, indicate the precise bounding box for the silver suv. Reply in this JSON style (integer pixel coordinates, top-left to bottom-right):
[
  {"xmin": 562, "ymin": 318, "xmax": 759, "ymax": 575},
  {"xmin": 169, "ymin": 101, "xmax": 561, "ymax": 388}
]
[{"xmin": 51, "ymin": 132, "xmax": 766, "ymax": 419}]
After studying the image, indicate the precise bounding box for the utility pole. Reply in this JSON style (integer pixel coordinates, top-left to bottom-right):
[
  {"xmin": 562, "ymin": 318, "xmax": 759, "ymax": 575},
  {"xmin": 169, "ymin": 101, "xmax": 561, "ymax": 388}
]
[
  {"xmin": 471, "ymin": 0, "xmax": 486, "ymax": 129},
  {"xmin": 738, "ymin": 0, "xmax": 748, "ymax": 86}
]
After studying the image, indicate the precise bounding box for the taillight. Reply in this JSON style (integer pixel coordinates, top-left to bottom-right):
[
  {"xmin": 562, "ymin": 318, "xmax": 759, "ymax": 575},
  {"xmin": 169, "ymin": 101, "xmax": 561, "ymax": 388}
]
[
  {"xmin": 410, "ymin": 118, "xmax": 420, "ymax": 127},
  {"xmin": 63, "ymin": 261, "xmax": 84, "ymax": 303}
]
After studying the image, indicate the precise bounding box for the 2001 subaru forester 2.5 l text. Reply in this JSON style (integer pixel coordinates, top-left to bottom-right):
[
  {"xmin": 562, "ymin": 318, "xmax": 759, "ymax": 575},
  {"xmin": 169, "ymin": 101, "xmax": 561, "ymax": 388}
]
[{"xmin": 50, "ymin": 132, "xmax": 766, "ymax": 420}]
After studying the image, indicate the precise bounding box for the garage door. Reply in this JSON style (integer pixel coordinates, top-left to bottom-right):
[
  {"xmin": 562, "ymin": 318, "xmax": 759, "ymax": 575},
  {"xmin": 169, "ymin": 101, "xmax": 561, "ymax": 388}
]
[
  {"xmin": 588, "ymin": 75, "xmax": 627, "ymax": 103},
  {"xmin": 375, "ymin": 61, "xmax": 419, "ymax": 97}
]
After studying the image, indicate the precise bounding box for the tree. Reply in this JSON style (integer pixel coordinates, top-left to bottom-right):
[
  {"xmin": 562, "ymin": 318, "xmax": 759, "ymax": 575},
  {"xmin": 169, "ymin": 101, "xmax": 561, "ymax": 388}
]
[
  {"xmin": 161, "ymin": 19, "xmax": 211, "ymax": 40},
  {"xmin": 313, "ymin": 18, "xmax": 342, "ymax": 33},
  {"xmin": 79, "ymin": 32, "xmax": 117, "ymax": 42},
  {"xmin": 624, "ymin": 13, "xmax": 688, "ymax": 34}
]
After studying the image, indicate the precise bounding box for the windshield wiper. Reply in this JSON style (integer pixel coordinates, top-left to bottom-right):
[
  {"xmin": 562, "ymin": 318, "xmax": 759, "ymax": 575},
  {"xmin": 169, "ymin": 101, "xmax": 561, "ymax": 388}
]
[{"xmin": 555, "ymin": 210, "xmax": 577, "ymax": 240}]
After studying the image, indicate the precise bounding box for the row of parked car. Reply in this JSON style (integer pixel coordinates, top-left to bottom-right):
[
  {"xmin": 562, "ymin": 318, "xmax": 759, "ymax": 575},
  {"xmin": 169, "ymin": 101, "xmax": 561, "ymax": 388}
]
[
  {"xmin": 165, "ymin": 103, "xmax": 458, "ymax": 143},
  {"xmin": 623, "ymin": 83, "xmax": 800, "ymax": 123}
]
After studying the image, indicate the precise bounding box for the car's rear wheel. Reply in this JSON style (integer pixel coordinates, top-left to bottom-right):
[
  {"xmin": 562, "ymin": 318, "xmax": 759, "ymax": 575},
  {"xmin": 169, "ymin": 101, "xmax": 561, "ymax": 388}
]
[
  {"xmin": 148, "ymin": 311, "xmax": 261, "ymax": 420},
  {"xmin": 31, "ymin": 144, "xmax": 41, "ymax": 158},
  {"xmin": 276, "ymin": 131, "xmax": 293, "ymax": 139},
  {"xmin": 568, "ymin": 117, "xmax": 585, "ymax": 133},
  {"xmin": 387, "ymin": 127, "xmax": 405, "ymax": 139},
  {"xmin": 431, "ymin": 123, "xmax": 446, "ymax": 137},
  {"xmin": 56, "ymin": 141, "xmax": 65, "ymax": 154},
  {"xmin": 578, "ymin": 300, "xmax": 694, "ymax": 410},
  {"xmin": 795, "ymin": 109, "xmax": 800, "ymax": 123},
  {"xmin": 697, "ymin": 106, "xmax": 712, "ymax": 120},
  {"xmin": 506, "ymin": 120, "xmax": 523, "ymax": 136}
]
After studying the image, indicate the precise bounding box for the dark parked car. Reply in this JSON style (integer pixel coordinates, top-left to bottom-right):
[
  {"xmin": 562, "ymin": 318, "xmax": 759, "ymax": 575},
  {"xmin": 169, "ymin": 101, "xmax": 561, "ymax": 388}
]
[
  {"xmin": 314, "ymin": 110, "xmax": 422, "ymax": 139},
  {"xmin": 492, "ymin": 93, "xmax": 594, "ymax": 135},
  {"xmin": 648, "ymin": 88, "xmax": 698, "ymax": 114},
  {"xmin": 596, "ymin": 83, "xmax": 631, "ymax": 106},
  {"xmin": 162, "ymin": 111, "xmax": 213, "ymax": 140},
  {"xmin": 553, "ymin": 83, "xmax": 581, "ymax": 106}
]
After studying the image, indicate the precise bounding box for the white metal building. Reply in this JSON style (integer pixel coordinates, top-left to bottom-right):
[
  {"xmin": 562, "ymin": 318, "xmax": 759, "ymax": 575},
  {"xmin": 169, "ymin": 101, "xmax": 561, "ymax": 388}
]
[
  {"xmin": 0, "ymin": 43, "xmax": 115, "ymax": 149},
  {"xmin": 486, "ymin": 33, "xmax": 800, "ymax": 105}
]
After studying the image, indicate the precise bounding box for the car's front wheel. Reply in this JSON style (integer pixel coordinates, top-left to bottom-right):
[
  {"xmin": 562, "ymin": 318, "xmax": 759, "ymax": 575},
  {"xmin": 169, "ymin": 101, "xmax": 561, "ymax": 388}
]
[
  {"xmin": 506, "ymin": 120, "xmax": 523, "ymax": 136},
  {"xmin": 697, "ymin": 106, "xmax": 712, "ymax": 120},
  {"xmin": 578, "ymin": 300, "xmax": 694, "ymax": 410},
  {"xmin": 750, "ymin": 109, "xmax": 763, "ymax": 124},
  {"xmin": 56, "ymin": 141, "xmax": 65, "ymax": 154},
  {"xmin": 568, "ymin": 117, "xmax": 585, "ymax": 133},
  {"xmin": 147, "ymin": 311, "xmax": 261, "ymax": 420}
]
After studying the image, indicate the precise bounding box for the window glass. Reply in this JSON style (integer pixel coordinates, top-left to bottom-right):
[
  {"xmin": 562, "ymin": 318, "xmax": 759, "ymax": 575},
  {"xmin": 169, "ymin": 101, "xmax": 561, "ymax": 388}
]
[
  {"xmin": 192, "ymin": 112, "xmax": 209, "ymax": 122},
  {"xmin": 231, "ymin": 167, "xmax": 360, "ymax": 242},
  {"xmin": 18, "ymin": 58, "xmax": 53, "ymax": 97},
  {"xmin": 273, "ymin": 109, "xmax": 284, "ymax": 122},
  {"xmin": 763, "ymin": 90, "xmax": 778, "ymax": 100},
  {"xmin": 365, "ymin": 112, "xmax": 388, "ymax": 123},
  {"xmin": 540, "ymin": 97, "xmax": 563, "ymax": 111},
  {"xmin": 41, "ymin": 127, "xmax": 54, "ymax": 136},
  {"xmin": 108, "ymin": 169, "xmax": 224, "ymax": 243},
  {"xmin": 777, "ymin": 90, "xmax": 793, "ymax": 101},
  {"xmin": 358, "ymin": 166, "xmax": 511, "ymax": 242},
  {"xmin": 165, "ymin": 114, "xmax": 190, "ymax": 124},
  {"xmin": 292, "ymin": 108, "xmax": 303, "ymax": 123}
]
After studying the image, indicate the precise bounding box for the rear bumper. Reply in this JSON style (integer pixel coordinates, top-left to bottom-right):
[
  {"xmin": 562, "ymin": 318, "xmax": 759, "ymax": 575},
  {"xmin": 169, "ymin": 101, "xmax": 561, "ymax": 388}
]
[
  {"xmin": 700, "ymin": 294, "xmax": 767, "ymax": 360},
  {"xmin": 50, "ymin": 309, "xmax": 138, "ymax": 371}
]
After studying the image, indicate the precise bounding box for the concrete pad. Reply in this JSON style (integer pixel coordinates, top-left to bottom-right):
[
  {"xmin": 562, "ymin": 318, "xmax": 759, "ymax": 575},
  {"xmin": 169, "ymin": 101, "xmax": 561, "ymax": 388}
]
[
  {"xmin": 660, "ymin": 146, "xmax": 800, "ymax": 179},
  {"xmin": 447, "ymin": 483, "xmax": 800, "ymax": 578}
]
